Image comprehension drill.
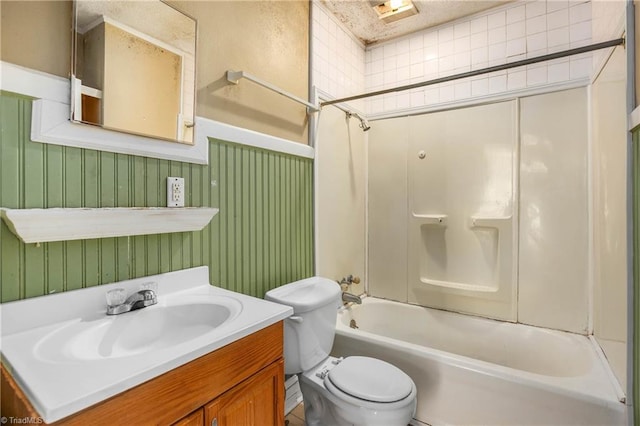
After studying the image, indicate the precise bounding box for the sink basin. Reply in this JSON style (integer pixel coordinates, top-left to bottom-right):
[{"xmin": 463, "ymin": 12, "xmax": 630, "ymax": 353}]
[
  {"xmin": 35, "ymin": 296, "xmax": 242, "ymax": 362},
  {"xmin": 0, "ymin": 266, "xmax": 293, "ymax": 423}
]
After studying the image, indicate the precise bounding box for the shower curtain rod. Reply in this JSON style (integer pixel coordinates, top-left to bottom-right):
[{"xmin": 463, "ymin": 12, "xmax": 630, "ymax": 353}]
[{"xmin": 320, "ymin": 38, "xmax": 625, "ymax": 107}]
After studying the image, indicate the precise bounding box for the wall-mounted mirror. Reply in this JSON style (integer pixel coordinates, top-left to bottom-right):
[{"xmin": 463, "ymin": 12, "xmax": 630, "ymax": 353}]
[{"xmin": 72, "ymin": 0, "xmax": 196, "ymax": 144}]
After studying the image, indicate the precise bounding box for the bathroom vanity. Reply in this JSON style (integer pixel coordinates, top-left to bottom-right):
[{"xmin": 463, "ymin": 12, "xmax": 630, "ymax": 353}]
[
  {"xmin": 0, "ymin": 267, "xmax": 292, "ymax": 425},
  {"xmin": 2, "ymin": 323, "xmax": 283, "ymax": 425}
]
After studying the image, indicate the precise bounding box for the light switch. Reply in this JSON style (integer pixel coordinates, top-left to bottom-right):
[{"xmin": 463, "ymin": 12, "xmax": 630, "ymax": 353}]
[{"xmin": 167, "ymin": 177, "xmax": 185, "ymax": 207}]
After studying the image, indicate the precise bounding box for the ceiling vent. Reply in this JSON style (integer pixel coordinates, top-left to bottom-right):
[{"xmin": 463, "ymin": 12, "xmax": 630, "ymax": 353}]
[{"xmin": 371, "ymin": 0, "xmax": 418, "ymax": 23}]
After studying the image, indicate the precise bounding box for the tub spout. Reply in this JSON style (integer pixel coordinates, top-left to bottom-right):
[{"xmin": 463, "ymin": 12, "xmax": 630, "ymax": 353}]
[{"xmin": 342, "ymin": 292, "xmax": 362, "ymax": 305}]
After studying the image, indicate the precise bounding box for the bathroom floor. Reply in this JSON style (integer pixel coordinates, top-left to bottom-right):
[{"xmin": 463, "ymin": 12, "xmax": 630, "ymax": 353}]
[
  {"xmin": 284, "ymin": 402, "xmax": 418, "ymax": 426},
  {"xmin": 284, "ymin": 402, "xmax": 305, "ymax": 426}
]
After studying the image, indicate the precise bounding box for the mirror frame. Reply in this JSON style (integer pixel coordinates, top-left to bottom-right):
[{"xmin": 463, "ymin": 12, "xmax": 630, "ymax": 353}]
[
  {"xmin": 70, "ymin": 0, "xmax": 198, "ymax": 145},
  {"xmin": 0, "ymin": 60, "xmax": 208, "ymax": 165},
  {"xmin": 5, "ymin": 0, "xmax": 207, "ymax": 164},
  {"xmin": 70, "ymin": 0, "xmax": 197, "ymax": 145}
]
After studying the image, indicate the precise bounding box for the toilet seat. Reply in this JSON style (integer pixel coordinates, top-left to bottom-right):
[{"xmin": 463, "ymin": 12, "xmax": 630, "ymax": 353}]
[
  {"xmin": 300, "ymin": 359, "xmax": 417, "ymax": 426},
  {"xmin": 324, "ymin": 356, "xmax": 413, "ymax": 403}
]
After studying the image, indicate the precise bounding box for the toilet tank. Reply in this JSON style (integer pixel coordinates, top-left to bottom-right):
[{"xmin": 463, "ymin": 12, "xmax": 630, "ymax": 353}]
[{"xmin": 265, "ymin": 277, "xmax": 341, "ymax": 374}]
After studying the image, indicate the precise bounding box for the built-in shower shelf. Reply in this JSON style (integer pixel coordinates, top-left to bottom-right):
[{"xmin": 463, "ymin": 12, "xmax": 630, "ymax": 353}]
[
  {"xmin": 469, "ymin": 216, "xmax": 512, "ymax": 229},
  {"xmin": 412, "ymin": 213, "xmax": 448, "ymax": 226},
  {"xmin": 419, "ymin": 278, "xmax": 498, "ymax": 293},
  {"xmin": 0, "ymin": 207, "xmax": 218, "ymax": 244}
]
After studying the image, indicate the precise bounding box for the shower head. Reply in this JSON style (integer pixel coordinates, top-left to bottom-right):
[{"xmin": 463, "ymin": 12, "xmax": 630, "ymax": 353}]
[
  {"xmin": 346, "ymin": 112, "xmax": 371, "ymax": 132},
  {"xmin": 359, "ymin": 117, "xmax": 371, "ymax": 132}
]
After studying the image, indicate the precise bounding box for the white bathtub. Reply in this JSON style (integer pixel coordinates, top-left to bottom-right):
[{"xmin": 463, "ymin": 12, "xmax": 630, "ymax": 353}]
[{"xmin": 332, "ymin": 297, "xmax": 627, "ymax": 425}]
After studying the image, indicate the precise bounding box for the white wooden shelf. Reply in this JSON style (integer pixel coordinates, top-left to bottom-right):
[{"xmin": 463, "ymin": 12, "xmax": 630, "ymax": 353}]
[{"xmin": 0, "ymin": 207, "xmax": 218, "ymax": 244}]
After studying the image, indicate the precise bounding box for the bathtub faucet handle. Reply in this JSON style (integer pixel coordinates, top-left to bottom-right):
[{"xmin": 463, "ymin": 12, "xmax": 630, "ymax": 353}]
[{"xmin": 337, "ymin": 275, "xmax": 361, "ymax": 289}]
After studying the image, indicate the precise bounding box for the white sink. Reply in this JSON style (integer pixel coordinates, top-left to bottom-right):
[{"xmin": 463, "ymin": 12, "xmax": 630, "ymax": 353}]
[
  {"xmin": 35, "ymin": 297, "xmax": 242, "ymax": 362},
  {"xmin": 0, "ymin": 266, "xmax": 293, "ymax": 423}
]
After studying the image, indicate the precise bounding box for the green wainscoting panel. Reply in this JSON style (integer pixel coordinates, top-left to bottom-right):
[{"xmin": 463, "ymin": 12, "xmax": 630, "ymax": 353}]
[
  {"xmin": 634, "ymin": 129, "xmax": 639, "ymax": 425},
  {"xmin": 208, "ymin": 141, "xmax": 314, "ymax": 296},
  {"xmin": 0, "ymin": 92, "xmax": 314, "ymax": 302}
]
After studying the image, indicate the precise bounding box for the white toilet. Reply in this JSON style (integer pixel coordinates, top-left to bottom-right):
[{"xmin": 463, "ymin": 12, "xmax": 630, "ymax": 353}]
[{"xmin": 265, "ymin": 277, "xmax": 417, "ymax": 426}]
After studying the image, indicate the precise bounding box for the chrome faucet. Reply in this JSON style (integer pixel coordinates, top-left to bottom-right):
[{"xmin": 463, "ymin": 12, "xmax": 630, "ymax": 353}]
[
  {"xmin": 341, "ymin": 292, "xmax": 362, "ymax": 305},
  {"xmin": 337, "ymin": 275, "xmax": 362, "ymax": 305},
  {"xmin": 106, "ymin": 288, "xmax": 157, "ymax": 315}
]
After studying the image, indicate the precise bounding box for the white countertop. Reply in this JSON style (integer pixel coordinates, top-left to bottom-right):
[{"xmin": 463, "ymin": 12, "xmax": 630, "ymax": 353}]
[{"xmin": 0, "ymin": 266, "xmax": 292, "ymax": 423}]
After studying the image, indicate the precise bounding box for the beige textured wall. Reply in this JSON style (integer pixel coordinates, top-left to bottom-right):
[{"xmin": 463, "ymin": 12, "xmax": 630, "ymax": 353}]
[
  {"xmin": 171, "ymin": 1, "xmax": 309, "ymax": 144},
  {"xmin": 0, "ymin": 1, "xmax": 72, "ymax": 78},
  {"xmin": 0, "ymin": 1, "xmax": 309, "ymax": 144}
]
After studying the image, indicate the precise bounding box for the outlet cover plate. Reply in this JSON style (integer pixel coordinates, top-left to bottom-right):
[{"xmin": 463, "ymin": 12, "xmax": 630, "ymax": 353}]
[{"xmin": 167, "ymin": 177, "xmax": 185, "ymax": 207}]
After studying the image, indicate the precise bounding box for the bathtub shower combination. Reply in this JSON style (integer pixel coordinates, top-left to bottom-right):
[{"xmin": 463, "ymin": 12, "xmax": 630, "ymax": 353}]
[
  {"xmin": 333, "ymin": 297, "xmax": 626, "ymax": 425},
  {"xmin": 332, "ymin": 86, "xmax": 630, "ymax": 424}
]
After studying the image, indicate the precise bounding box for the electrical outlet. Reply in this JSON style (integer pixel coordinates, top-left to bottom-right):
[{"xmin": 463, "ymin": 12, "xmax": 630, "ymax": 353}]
[{"xmin": 167, "ymin": 177, "xmax": 185, "ymax": 207}]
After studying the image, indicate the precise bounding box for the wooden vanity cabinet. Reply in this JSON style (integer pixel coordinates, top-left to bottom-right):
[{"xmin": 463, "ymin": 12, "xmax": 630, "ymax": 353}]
[
  {"xmin": 172, "ymin": 409, "xmax": 204, "ymax": 426},
  {"xmin": 1, "ymin": 322, "xmax": 285, "ymax": 426},
  {"xmin": 204, "ymin": 360, "xmax": 283, "ymax": 426}
]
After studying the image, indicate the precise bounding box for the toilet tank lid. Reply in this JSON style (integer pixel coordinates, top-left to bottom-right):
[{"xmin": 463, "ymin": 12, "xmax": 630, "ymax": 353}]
[{"xmin": 265, "ymin": 277, "xmax": 340, "ymax": 313}]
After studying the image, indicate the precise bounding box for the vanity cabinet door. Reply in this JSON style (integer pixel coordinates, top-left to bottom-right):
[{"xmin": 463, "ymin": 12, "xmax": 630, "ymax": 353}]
[
  {"xmin": 172, "ymin": 408, "xmax": 204, "ymax": 426},
  {"xmin": 204, "ymin": 360, "xmax": 284, "ymax": 426}
]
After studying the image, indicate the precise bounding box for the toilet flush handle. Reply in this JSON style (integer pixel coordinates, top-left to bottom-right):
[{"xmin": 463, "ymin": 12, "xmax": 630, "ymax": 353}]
[{"xmin": 288, "ymin": 315, "xmax": 303, "ymax": 324}]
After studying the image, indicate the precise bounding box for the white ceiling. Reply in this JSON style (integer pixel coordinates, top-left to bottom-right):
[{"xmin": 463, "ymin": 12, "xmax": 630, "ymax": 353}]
[{"xmin": 320, "ymin": 0, "xmax": 513, "ymax": 45}]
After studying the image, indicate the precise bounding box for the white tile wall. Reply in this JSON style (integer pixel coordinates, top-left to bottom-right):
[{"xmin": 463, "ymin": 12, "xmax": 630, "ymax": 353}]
[
  {"xmin": 591, "ymin": 0, "xmax": 625, "ymax": 70},
  {"xmin": 309, "ymin": 0, "xmax": 615, "ymax": 117},
  {"xmin": 311, "ymin": 1, "xmax": 366, "ymax": 111},
  {"xmin": 364, "ymin": 0, "xmax": 594, "ymax": 115}
]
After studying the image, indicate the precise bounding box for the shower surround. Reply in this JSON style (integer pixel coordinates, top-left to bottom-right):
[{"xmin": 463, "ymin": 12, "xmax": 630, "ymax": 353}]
[
  {"xmin": 369, "ymin": 88, "xmax": 589, "ymax": 332},
  {"xmin": 312, "ymin": 1, "xmax": 630, "ymax": 423}
]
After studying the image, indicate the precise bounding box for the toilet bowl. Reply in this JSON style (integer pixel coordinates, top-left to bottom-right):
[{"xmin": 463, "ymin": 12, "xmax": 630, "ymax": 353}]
[
  {"xmin": 300, "ymin": 355, "xmax": 417, "ymax": 425},
  {"xmin": 265, "ymin": 277, "xmax": 417, "ymax": 426}
]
